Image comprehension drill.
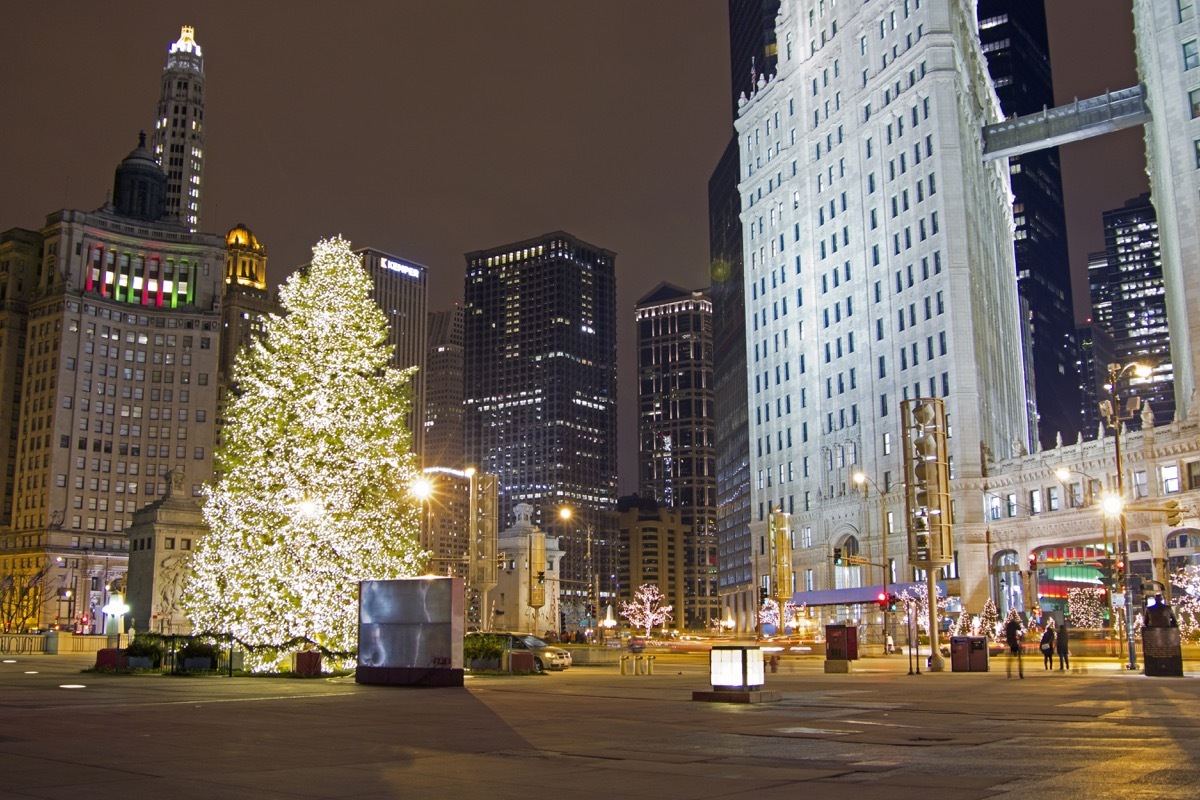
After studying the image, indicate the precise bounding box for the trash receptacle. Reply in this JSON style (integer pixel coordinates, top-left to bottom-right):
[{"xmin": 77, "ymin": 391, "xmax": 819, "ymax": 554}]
[
  {"xmin": 967, "ymin": 636, "xmax": 989, "ymax": 671},
  {"xmin": 825, "ymin": 625, "xmax": 859, "ymax": 660},
  {"xmin": 950, "ymin": 636, "xmax": 989, "ymax": 672},
  {"xmin": 1142, "ymin": 590, "xmax": 1183, "ymax": 677},
  {"xmin": 950, "ymin": 636, "xmax": 969, "ymax": 671}
]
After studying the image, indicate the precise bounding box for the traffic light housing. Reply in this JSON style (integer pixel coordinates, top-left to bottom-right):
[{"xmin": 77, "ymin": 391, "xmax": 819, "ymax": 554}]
[
  {"xmin": 536, "ymin": 571, "xmax": 545, "ymax": 585},
  {"xmin": 1097, "ymin": 557, "xmax": 1116, "ymax": 589},
  {"xmin": 887, "ymin": 593, "xmax": 899, "ymax": 611},
  {"xmin": 759, "ymin": 586, "xmax": 769, "ymax": 605},
  {"xmin": 1028, "ymin": 552, "xmax": 1037, "ymax": 574},
  {"xmin": 1164, "ymin": 499, "xmax": 1183, "ymax": 526},
  {"xmin": 876, "ymin": 591, "xmax": 888, "ymax": 610},
  {"xmin": 833, "ymin": 547, "xmax": 844, "ymax": 565}
]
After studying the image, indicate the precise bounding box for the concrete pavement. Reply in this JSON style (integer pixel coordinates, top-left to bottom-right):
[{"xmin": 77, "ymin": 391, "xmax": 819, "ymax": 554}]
[{"xmin": 1, "ymin": 652, "xmax": 1198, "ymax": 799}]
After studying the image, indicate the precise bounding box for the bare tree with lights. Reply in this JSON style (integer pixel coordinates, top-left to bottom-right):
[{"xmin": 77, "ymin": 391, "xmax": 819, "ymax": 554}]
[
  {"xmin": 620, "ymin": 583, "xmax": 673, "ymax": 637},
  {"xmin": 182, "ymin": 237, "xmax": 427, "ymax": 670}
]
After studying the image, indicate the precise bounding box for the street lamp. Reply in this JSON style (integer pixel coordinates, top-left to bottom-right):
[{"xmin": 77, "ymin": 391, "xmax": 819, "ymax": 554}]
[
  {"xmin": 852, "ymin": 470, "xmax": 892, "ymax": 642},
  {"xmin": 559, "ymin": 506, "xmax": 598, "ymax": 638},
  {"xmin": 1098, "ymin": 360, "xmax": 1151, "ymax": 671},
  {"xmin": 409, "ymin": 476, "xmax": 434, "ymax": 565},
  {"xmin": 1055, "ymin": 466, "xmax": 1119, "ymax": 654}
]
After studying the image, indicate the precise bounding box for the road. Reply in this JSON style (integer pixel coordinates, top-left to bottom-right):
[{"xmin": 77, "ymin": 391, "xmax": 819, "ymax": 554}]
[{"xmin": 0, "ymin": 651, "xmax": 1197, "ymax": 799}]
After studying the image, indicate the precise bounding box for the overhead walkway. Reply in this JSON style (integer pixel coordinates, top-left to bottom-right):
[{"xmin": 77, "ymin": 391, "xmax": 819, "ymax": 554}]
[{"xmin": 982, "ymin": 85, "xmax": 1149, "ymax": 161}]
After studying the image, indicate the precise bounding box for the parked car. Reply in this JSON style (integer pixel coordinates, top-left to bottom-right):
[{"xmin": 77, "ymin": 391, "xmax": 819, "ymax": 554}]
[{"xmin": 467, "ymin": 632, "xmax": 572, "ymax": 672}]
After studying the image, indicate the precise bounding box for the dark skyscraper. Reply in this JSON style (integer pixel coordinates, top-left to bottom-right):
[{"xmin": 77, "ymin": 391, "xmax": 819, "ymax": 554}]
[
  {"xmin": 635, "ymin": 283, "xmax": 716, "ymax": 628},
  {"xmin": 424, "ymin": 307, "xmax": 465, "ymax": 470},
  {"xmin": 462, "ymin": 231, "xmax": 617, "ymax": 598},
  {"xmin": 709, "ymin": 0, "xmax": 779, "ymax": 631},
  {"xmin": 977, "ymin": 1, "xmax": 1080, "ymax": 449}
]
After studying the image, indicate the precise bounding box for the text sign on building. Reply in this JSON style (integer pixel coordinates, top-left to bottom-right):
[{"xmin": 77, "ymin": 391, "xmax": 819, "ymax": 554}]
[{"xmin": 380, "ymin": 257, "xmax": 422, "ymax": 279}]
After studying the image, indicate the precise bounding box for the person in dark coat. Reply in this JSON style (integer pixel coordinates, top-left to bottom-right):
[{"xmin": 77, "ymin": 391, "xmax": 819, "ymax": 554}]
[
  {"xmin": 1004, "ymin": 617, "xmax": 1023, "ymax": 678},
  {"xmin": 1056, "ymin": 622, "xmax": 1070, "ymax": 671},
  {"xmin": 1039, "ymin": 625, "xmax": 1055, "ymax": 670}
]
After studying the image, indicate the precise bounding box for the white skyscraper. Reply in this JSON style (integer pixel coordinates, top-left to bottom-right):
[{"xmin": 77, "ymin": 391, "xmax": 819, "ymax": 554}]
[
  {"xmin": 149, "ymin": 26, "xmax": 206, "ymax": 231},
  {"xmin": 737, "ymin": 0, "xmax": 1027, "ymax": 612},
  {"xmin": 1135, "ymin": 2, "xmax": 1200, "ymax": 424}
]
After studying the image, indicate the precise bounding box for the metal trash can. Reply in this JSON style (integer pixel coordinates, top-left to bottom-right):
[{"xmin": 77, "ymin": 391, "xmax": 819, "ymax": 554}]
[
  {"xmin": 824, "ymin": 624, "xmax": 859, "ymax": 660},
  {"xmin": 950, "ymin": 636, "xmax": 989, "ymax": 672}
]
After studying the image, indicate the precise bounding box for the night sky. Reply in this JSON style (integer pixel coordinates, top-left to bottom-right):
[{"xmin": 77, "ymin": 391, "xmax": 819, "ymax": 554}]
[{"xmin": 0, "ymin": 2, "xmax": 1147, "ymax": 492}]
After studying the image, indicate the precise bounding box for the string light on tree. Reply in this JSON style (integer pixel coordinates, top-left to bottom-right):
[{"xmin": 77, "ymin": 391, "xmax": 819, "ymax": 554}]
[
  {"xmin": 620, "ymin": 584, "xmax": 673, "ymax": 638},
  {"xmin": 1171, "ymin": 564, "xmax": 1200, "ymax": 640},
  {"xmin": 182, "ymin": 237, "xmax": 427, "ymax": 671},
  {"xmin": 978, "ymin": 597, "xmax": 1001, "ymax": 641},
  {"xmin": 1067, "ymin": 586, "xmax": 1106, "ymax": 629}
]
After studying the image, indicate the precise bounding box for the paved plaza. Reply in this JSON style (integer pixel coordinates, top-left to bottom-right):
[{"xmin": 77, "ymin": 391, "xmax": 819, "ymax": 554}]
[{"xmin": 1, "ymin": 651, "xmax": 1198, "ymax": 799}]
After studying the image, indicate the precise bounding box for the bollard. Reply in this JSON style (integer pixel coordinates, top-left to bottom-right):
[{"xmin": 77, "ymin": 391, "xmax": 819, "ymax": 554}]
[
  {"xmin": 634, "ymin": 655, "xmax": 645, "ymax": 674},
  {"xmin": 769, "ymin": 654, "xmax": 779, "ymax": 673},
  {"xmin": 645, "ymin": 655, "xmax": 656, "ymax": 675},
  {"xmin": 619, "ymin": 654, "xmax": 630, "ymax": 675}
]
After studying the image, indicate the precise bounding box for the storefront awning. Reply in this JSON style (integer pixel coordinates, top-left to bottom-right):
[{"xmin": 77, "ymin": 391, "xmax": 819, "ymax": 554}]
[{"xmin": 789, "ymin": 581, "xmax": 946, "ymax": 607}]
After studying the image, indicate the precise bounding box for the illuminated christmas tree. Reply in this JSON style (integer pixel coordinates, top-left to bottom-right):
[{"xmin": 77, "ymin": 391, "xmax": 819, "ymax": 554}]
[
  {"xmin": 620, "ymin": 583, "xmax": 673, "ymax": 637},
  {"xmin": 978, "ymin": 597, "xmax": 1001, "ymax": 641},
  {"xmin": 1171, "ymin": 564, "xmax": 1200, "ymax": 640},
  {"xmin": 182, "ymin": 237, "xmax": 426, "ymax": 670}
]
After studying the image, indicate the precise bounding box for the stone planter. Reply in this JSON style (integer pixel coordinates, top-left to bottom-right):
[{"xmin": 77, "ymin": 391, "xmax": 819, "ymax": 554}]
[{"xmin": 467, "ymin": 657, "xmax": 501, "ymax": 671}]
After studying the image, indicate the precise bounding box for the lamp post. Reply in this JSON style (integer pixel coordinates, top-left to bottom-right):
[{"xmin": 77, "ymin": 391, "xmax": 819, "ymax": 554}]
[
  {"xmin": 1098, "ymin": 361, "xmax": 1151, "ymax": 671},
  {"xmin": 559, "ymin": 506, "xmax": 598, "ymax": 639},
  {"xmin": 852, "ymin": 471, "xmax": 891, "ymax": 642},
  {"xmin": 1055, "ymin": 466, "xmax": 1119, "ymax": 655}
]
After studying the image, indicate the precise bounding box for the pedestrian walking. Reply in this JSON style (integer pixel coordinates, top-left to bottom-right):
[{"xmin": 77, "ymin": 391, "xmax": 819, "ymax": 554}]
[
  {"xmin": 885, "ymin": 632, "xmax": 895, "ymax": 654},
  {"xmin": 1004, "ymin": 617, "xmax": 1023, "ymax": 678},
  {"xmin": 1039, "ymin": 626, "xmax": 1055, "ymax": 670},
  {"xmin": 1056, "ymin": 622, "xmax": 1070, "ymax": 671}
]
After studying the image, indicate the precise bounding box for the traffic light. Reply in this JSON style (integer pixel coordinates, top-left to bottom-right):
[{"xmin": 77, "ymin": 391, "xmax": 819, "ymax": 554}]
[
  {"xmin": 1028, "ymin": 552, "xmax": 1037, "ymax": 573},
  {"xmin": 833, "ymin": 547, "xmax": 844, "ymax": 565},
  {"xmin": 887, "ymin": 593, "xmax": 899, "ymax": 611},
  {"xmin": 1164, "ymin": 499, "xmax": 1183, "ymax": 527},
  {"xmin": 1097, "ymin": 558, "xmax": 1116, "ymax": 589},
  {"xmin": 536, "ymin": 571, "xmax": 545, "ymax": 585},
  {"xmin": 876, "ymin": 591, "xmax": 889, "ymax": 610},
  {"xmin": 759, "ymin": 586, "xmax": 769, "ymax": 605}
]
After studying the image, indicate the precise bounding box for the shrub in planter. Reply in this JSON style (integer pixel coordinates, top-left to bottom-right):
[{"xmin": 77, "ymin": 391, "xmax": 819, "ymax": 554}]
[
  {"xmin": 177, "ymin": 639, "xmax": 218, "ymax": 671},
  {"xmin": 464, "ymin": 633, "xmax": 504, "ymax": 670},
  {"xmin": 124, "ymin": 636, "xmax": 164, "ymax": 669}
]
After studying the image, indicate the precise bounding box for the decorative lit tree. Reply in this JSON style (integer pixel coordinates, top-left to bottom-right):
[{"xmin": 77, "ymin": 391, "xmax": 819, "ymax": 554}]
[
  {"xmin": 950, "ymin": 611, "xmax": 972, "ymax": 637},
  {"xmin": 1002, "ymin": 606, "xmax": 1025, "ymax": 637},
  {"xmin": 620, "ymin": 583, "xmax": 673, "ymax": 637},
  {"xmin": 758, "ymin": 599, "xmax": 806, "ymax": 631},
  {"xmin": 1171, "ymin": 564, "xmax": 1200, "ymax": 640},
  {"xmin": 1067, "ymin": 586, "xmax": 1105, "ymax": 629},
  {"xmin": 978, "ymin": 597, "xmax": 1001, "ymax": 641},
  {"xmin": 182, "ymin": 237, "xmax": 426, "ymax": 670},
  {"xmin": 896, "ymin": 583, "xmax": 948, "ymax": 633}
]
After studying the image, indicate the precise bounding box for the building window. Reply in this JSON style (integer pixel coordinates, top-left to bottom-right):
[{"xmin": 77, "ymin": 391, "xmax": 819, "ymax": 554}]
[
  {"xmin": 1191, "ymin": 88, "xmax": 1200, "ymax": 118},
  {"xmin": 1029, "ymin": 489, "xmax": 1042, "ymax": 515},
  {"xmin": 1163, "ymin": 464, "xmax": 1181, "ymax": 493},
  {"xmin": 1006, "ymin": 493, "xmax": 1018, "ymax": 517},
  {"xmin": 1185, "ymin": 39, "xmax": 1200, "ymax": 70}
]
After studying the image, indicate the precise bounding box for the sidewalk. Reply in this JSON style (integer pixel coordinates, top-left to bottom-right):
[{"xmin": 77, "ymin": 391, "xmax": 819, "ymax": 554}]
[{"xmin": 1, "ymin": 652, "xmax": 1198, "ymax": 799}]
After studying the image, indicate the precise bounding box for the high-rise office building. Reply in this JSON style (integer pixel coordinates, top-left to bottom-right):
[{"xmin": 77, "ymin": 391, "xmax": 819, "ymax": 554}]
[
  {"xmin": 1076, "ymin": 322, "xmax": 1116, "ymax": 439},
  {"xmin": 634, "ymin": 283, "xmax": 717, "ymax": 627},
  {"xmin": 615, "ymin": 494, "xmax": 687, "ymax": 624},
  {"xmin": 1135, "ymin": 4, "xmax": 1200, "ymax": 424},
  {"xmin": 738, "ymin": 0, "xmax": 1028, "ymax": 612},
  {"xmin": 424, "ymin": 308, "xmax": 465, "ymax": 471},
  {"xmin": 710, "ymin": 0, "xmax": 781, "ymax": 632},
  {"xmin": 1093, "ymin": 194, "xmax": 1172, "ymax": 426},
  {"xmin": 149, "ymin": 26, "xmax": 206, "ymax": 231},
  {"xmin": 977, "ymin": 1, "xmax": 1079, "ymax": 449},
  {"xmin": 463, "ymin": 231, "xmax": 617, "ymax": 600},
  {"xmin": 354, "ymin": 249, "xmax": 428, "ymax": 460},
  {"xmin": 0, "ymin": 137, "xmax": 226, "ymax": 631}
]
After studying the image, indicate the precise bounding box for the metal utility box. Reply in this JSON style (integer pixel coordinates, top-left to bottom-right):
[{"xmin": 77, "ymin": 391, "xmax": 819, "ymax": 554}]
[
  {"xmin": 949, "ymin": 636, "xmax": 989, "ymax": 672},
  {"xmin": 825, "ymin": 625, "xmax": 859, "ymax": 660}
]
